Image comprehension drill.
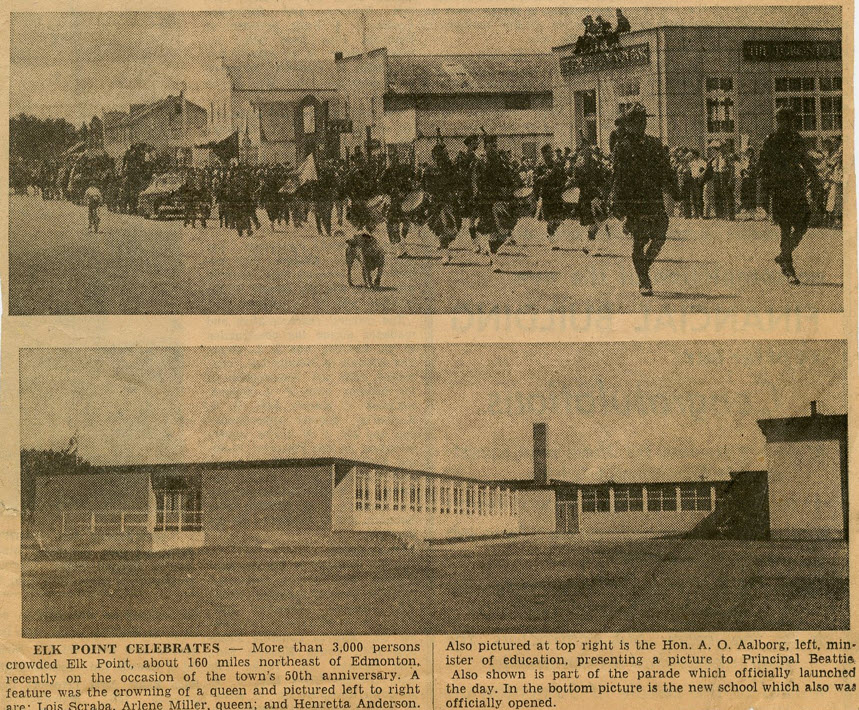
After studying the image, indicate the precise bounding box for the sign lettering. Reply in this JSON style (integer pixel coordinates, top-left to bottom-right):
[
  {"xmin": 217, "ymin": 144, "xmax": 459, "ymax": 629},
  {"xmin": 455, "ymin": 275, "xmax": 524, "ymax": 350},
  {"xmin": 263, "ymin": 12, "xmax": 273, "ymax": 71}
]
[
  {"xmin": 743, "ymin": 40, "xmax": 841, "ymax": 62},
  {"xmin": 560, "ymin": 43, "xmax": 650, "ymax": 76}
]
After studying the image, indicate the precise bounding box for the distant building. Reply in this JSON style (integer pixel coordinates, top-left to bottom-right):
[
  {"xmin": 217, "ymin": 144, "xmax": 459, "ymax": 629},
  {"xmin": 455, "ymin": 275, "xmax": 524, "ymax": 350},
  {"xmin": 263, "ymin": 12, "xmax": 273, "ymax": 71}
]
[
  {"xmin": 552, "ymin": 25, "xmax": 842, "ymax": 152},
  {"xmin": 335, "ymin": 49, "xmax": 555, "ymax": 163},
  {"xmin": 103, "ymin": 95, "xmax": 207, "ymax": 163},
  {"xmin": 202, "ymin": 59, "xmax": 341, "ymax": 165}
]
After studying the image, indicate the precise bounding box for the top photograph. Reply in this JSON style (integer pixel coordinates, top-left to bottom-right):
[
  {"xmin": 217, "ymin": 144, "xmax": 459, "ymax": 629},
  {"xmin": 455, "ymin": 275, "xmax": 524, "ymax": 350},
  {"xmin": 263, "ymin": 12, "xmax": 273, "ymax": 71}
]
[{"xmin": 8, "ymin": 7, "xmax": 845, "ymax": 315}]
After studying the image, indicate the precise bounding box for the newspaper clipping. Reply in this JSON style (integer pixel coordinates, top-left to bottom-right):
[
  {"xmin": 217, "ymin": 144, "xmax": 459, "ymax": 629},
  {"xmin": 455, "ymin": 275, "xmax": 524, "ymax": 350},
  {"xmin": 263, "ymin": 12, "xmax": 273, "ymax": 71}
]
[{"xmin": 1, "ymin": 4, "xmax": 855, "ymax": 710}]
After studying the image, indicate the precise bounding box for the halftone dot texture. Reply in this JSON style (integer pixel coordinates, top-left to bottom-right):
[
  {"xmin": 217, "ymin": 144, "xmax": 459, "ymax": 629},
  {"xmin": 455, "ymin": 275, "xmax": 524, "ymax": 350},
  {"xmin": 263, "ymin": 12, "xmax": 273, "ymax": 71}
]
[
  {"xmin": 19, "ymin": 342, "xmax": 848, "ymax": 636},
  {"xmin": 8, "ymin": 10, "xmax": 843, "ymax": 315}
]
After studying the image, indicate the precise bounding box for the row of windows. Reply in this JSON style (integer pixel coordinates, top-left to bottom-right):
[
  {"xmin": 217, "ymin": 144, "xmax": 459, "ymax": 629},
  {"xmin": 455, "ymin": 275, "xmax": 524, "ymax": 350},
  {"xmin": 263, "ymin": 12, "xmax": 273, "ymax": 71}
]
[
  {"xmin": 580, "ymin": 484, "xmax": 715, "ymax": 513},
  {"xmin": 355, "ymin": 469, "xmax": 517, "ymax": 517},
  {"xmin": 705, "ymin": 76, "xmax": 842, "ymax": 136},
  {"xmin": 775, "ymin": 76, "xmax": 842, "ymax": 93},
  {"xmin": 775, "ymin": 95, "xmax": 842, "ymax": 131}
]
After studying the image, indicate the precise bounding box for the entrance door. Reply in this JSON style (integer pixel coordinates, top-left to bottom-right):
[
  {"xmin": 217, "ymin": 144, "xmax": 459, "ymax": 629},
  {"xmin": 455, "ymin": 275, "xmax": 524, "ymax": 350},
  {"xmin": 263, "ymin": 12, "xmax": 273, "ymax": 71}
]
[
  {"xmin": 555, "ymin": 501, "xmax": 579, "ymax": 533},
  {"xmin": 153, "ymin": 473, "xmax": 202, "ymax": 532},
  {"xmin": 574, "ymin": 90, "xmax": 598, "ymax": 146}
]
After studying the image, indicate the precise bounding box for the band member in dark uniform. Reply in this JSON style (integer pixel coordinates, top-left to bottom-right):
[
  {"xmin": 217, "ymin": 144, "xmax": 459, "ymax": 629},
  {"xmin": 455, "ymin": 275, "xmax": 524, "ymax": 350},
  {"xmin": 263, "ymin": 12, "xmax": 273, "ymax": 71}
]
[
  {"xmin": 533, "ymin": 143, "xmax": 567, "ymax": 250},
  {"xmin": 197, "ymin": 173, "xmax": 211, "ymax": 228},
  {"xmin": 455, "ymin": 134, "xmax": 482, "ymax": 253},
  {"xmin": 574, "ymin": 145, "xmax": 612, "ymax": 255},
  {"xmin": 181, "ymin": 172, "xmax": 199, "ymax": 228},
  {"xmin": 475, "ymin": 133, "xmax": 518, "ymax": 272},
  {"xmin": 344, "ymin": 149, "xmax": 382, "ymax": 232},
  {"xmin": 758, "ymin": 106, "xmax": 824, "ymax": 285},
  {"xmin": 380, "ymin": 151, "xmax": 415, "ymax": 257},
  {"xmin": 261, "ymin": 167, "xmax": 283, "ymax": 230},
  {"xmin": 313, "ymin": 157, "xmax": 337, "ymax": 237},
  {"xmin": 423, "ymin": 139, "xmax": 462, "ymax": 265},
  {"xmin": 615, "ymin": 8, "xmax": 631, "ymax": 33},
  {"xmin": 610, "ymin": 103, "xmax": 675, "ymax": 295}
]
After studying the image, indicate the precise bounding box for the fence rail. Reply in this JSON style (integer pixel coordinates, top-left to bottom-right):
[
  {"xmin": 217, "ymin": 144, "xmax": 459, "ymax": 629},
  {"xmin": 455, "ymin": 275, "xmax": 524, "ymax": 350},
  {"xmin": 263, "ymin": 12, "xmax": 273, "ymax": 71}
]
[{"xmin": 58, "ymin": 510, "xmax": 203, "ymax": 534}]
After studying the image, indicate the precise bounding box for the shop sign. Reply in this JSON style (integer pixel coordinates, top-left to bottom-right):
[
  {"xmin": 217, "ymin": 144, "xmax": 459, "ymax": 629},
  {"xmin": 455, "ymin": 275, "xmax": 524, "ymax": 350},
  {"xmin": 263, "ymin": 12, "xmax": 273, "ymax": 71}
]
[
  {"xmin": 560, "ymin": 43, "xmax": 650, "ymax": 77},
  {"xmin": 743, "ymin": 41, "xmax": 841, "ymax": 61}
]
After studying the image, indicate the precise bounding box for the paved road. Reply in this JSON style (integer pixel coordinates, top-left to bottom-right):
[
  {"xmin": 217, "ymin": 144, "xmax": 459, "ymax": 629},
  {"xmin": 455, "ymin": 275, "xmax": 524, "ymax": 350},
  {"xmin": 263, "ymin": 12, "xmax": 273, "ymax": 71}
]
[{"xmin": 9, "ymin": 195, "xmax": 843, "ymax": 314}]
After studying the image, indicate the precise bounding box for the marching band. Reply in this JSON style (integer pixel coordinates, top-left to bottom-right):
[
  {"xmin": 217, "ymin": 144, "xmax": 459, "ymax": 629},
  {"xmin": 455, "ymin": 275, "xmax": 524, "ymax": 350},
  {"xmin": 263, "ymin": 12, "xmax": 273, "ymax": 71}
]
[{"xmin": 326, "ymin": 126, "xmax": 618, "ymax": 274}]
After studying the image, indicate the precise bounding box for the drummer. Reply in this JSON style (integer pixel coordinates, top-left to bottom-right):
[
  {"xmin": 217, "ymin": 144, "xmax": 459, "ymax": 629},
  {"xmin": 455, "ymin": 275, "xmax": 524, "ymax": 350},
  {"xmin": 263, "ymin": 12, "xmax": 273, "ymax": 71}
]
[
  {"xmin": 574, "ymin": 144, "xmax": 612, "ymax": 256},
  {"xmin": 423, "ymin": 140, "xmax": 462, "ymax": 265},
  {"xmin": 380, "ymin": 152, "xmax": 416, "ymax": 257},
  {"xmin": 475, "ymin": 133, "xmax": 518, "ymax": 272},
  {"xmin": 454, "ymin": 134, "xmax": 482, "ymax": 253},
  {"xmin": 533, "ymin": 143, "xmax": 568, "ymax": 250}
]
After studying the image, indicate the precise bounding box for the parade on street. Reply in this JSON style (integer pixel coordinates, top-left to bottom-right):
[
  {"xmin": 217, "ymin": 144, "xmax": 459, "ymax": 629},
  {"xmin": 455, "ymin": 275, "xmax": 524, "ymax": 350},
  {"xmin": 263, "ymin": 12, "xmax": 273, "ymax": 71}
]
[{"xmin": 9, "ymin": 8, "xmax": 844, "ymax": 314}]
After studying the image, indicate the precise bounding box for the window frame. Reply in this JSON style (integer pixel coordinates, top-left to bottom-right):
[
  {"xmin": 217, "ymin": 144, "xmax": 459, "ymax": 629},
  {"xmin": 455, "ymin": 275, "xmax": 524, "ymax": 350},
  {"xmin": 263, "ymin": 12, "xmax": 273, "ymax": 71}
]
[{"xmin": 774, "ymin": 76, "xmax": 842, "ymax": 146}]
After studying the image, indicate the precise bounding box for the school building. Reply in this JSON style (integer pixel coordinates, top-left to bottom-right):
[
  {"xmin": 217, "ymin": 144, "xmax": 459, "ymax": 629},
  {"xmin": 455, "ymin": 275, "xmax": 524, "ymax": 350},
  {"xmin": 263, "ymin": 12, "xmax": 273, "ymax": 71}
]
[
  {"xmin": 30, "ymin": 408, "xmax": 847, "ymax": 551},
  {"xmin": 552, "ymin": 25, "xmax": 842, "ymax": 153}
]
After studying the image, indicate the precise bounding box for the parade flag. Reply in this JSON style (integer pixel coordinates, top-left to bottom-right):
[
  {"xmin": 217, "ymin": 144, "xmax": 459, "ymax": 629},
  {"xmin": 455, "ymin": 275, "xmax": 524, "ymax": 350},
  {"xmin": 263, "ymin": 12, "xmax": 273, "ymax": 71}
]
[{"xmin": 298, "ymin": 153, "xmax": 318, "ymax": 184}]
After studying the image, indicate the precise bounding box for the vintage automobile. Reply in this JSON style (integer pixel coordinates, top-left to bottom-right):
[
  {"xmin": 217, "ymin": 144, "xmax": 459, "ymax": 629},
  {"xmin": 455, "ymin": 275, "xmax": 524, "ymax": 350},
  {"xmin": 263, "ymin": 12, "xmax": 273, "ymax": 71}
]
[{"xmin": 137, "ymin": 172, "xmax": 186, "ymax": 219}]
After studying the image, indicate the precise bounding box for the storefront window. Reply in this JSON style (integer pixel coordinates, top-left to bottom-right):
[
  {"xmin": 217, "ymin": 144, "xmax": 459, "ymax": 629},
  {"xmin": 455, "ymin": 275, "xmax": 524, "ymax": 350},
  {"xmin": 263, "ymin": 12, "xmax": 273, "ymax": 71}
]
[
  {"xmin": 505, "ymin": 95, "xmax": 531, "ymax": 110},
  {"xmin": 774, "ymin": 77, "xmax": 842, "ymax": 144},
  {"xmin": 820, "ymin": 96, "xmax": 842, "ymax": 131},
  {"xmin": 705, "ymin": 78, "xmax": 735, "ymax": 134},
  {"xmin": 303, "ymin": 104, "xmax": 316, "ymax": 134}
]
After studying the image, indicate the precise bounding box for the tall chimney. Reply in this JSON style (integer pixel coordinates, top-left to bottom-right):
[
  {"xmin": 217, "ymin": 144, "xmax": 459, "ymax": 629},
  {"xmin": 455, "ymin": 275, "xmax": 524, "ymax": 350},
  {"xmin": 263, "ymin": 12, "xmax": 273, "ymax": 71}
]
[
  {"xmin": 533, "ymin": 423, "xmax": 547, "ymax": 485},
  {"xmin": 810, "ymin": 401, "xmax": 818, "ymax": 417}
]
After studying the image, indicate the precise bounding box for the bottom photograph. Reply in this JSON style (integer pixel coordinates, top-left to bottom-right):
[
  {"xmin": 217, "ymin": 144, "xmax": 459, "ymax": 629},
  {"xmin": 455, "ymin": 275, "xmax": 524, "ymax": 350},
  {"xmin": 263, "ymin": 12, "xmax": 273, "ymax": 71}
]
[{"xmin": 19, "ymin": 340, "xmax": 848, "ymax": 637}]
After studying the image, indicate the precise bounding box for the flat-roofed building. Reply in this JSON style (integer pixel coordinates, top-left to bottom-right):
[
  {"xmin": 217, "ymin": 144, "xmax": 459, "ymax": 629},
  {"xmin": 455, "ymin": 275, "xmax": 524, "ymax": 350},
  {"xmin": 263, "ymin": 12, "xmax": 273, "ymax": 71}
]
[
  {"xmin": 758, "ymin": 402, "xmax": 848, "ymax": 540},
  {"xmin": 32, "ymin": 458, "xmax": 522, "ymax": 552},
  {"xmin": 552, "ymin": 25, "xmax": 842, "ymax": 153},
  {"xmin": 201, "ymin": 59, "xmax": 341, "ymax": 165}
]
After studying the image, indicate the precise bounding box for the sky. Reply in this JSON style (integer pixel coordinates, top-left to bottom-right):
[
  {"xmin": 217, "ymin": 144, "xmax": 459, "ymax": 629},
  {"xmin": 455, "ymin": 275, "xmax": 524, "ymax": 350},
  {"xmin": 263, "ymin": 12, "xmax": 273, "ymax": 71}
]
[
  {"xmin": 19, "ymin": 341, "xmax": 847, "ymax": 483},
  {"xmin": 10, "ymin": 7, "xmax": 842, "ymax": 125}
]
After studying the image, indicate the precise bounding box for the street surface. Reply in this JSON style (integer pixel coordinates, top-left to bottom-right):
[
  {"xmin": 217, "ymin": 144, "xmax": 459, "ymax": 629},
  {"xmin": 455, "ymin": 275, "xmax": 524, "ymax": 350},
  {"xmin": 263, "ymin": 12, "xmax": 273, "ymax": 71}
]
[{"xmin": 9, "ymin": 195, "xmax": 843, "ymax": 314}]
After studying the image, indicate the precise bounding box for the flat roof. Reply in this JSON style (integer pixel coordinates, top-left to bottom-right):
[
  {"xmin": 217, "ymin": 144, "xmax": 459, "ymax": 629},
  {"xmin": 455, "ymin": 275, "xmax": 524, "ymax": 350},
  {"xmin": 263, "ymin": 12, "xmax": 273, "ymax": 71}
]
[
  {"xmin": 55, "ymin": 457, "xmax": 522, "ymax": 487},
  {"xmin": 552, "ymin": 24, "xmax": 840, "ymax": 52},
  {"xmin": 757, "ymin": 413, "xmax": 847, "ymax": 443}
]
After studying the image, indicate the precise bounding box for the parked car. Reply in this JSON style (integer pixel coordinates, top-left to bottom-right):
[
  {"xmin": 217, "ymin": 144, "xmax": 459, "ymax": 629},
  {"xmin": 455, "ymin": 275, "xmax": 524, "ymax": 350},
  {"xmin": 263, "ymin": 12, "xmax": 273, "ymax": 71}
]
[{"xmin": 138, "ymin": 172, "xmax": 185, "ymax": 219}]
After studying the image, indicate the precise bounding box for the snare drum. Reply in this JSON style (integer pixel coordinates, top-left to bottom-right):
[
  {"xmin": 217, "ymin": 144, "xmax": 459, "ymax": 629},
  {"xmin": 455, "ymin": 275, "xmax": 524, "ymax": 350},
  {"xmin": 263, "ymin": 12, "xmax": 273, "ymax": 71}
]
[
  {"xmin": 365, "ymin": 194, "xmax": 391, "ymax": 225},
  {"xmin": 513, "ymin": 186, "xmax": 533, "ymax": 200},
  {"xmin": 401, "ymin": 189, "xmax": 426, "ymax": 215},
  {"xmin": 512, "ymin": 186, "xmax": 534, "ymax": 218},
  {"xmin": 561, "ymin": 186, "xmax": 580, "ymax": 204}
]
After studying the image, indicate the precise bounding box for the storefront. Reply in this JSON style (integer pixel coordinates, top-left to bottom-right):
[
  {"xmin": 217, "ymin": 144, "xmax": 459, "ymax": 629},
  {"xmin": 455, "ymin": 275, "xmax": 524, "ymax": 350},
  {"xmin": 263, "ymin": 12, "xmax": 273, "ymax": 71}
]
[{"xmin": 553, "ymin": 25, "xmax": 842, "ymax": 153}]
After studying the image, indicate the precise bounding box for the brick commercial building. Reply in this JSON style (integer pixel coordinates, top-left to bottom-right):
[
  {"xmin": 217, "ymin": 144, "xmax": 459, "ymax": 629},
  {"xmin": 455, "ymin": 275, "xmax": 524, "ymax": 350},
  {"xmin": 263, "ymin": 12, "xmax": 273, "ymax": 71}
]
[
  {"xmin": 335, "ymin": 49, "xmax": 554, "ymax": 163},
  {"xmin": 552, "ymin": 25, "xmax": 842, "ymax": 153}
]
